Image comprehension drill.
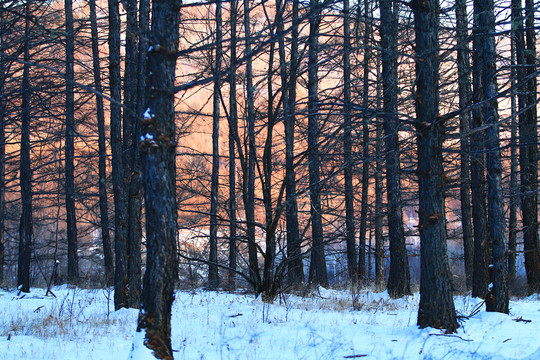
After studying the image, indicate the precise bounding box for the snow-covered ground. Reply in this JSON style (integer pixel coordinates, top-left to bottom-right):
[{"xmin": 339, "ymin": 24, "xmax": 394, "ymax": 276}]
[{"xmin": 0, "ymin": 286, "xmax": 538, "ymax": 359}]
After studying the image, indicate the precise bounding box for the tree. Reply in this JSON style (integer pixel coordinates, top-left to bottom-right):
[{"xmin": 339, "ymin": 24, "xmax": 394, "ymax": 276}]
[
  {"xmin": 307, "ymin": 0, "xmax": 328, "ymax": 288},
  {"xmin": 474, "ymin": 0, "xmax": 509, "ymax": 313},
  {"xmin": 109, "ymin": 0, "xmax": 129, "ymax": 309},
  {"xmin": 470, "ymin": 0, "xmax": 490, "ymax": 298},
  {"xmin": 517, "ymin": 0, "xmax": 540, "ymax": 294},
  {"xmin": 124, "ymin": 0, "xmax": 143, "ymax": 308},
  {"xmin": 374, "ymin": 57, "xmax": 384, "ymax": 290},
  {"xmin": 208, "ymin": 0, "xmax": 222, "ymax": 290},
  {"xmin": 227, "ymin": 0, "xmax": 239, "ymax": 290},
  {"xmin": 380, "ymin": 0, "xmax": 410, "ymax": 298},
  {"xmin": 134, "ymin": 0, "xmax": 181, "ymax": 357},
  {"xmin": 89, "ymin": 0, "xmax": 114, "ymax": 286},
  {"xmin": 357, "ymin": 0, "xmax": 373, "ymax": 285},
  {"xmin": 18, "ymin": 1, "xmax": 33, "ymax": 293},
  {"xmin": 64, "ymin": 0, "xmax": 78, "ymax": 284},
  {"xmin": 412, "ymin": 0, "xmax": 458, "ymax": 332},
  {"xmin": 342, "ymin": 0, "xmax": 358, "ymax": 286},
  {"xmin": 243, "ymin": 0, "xmax": 261, "ymax": 291},
  {"xmin": 0, "ymin": 28, "xmax": 6, "ymax": 283},
  {"xmin": 284, "ymin": 0, "xmax": 304, "ymax": 286},
  {"xmin": 455, "ymin": 0, "xmax": 474, "ymax": 290}
]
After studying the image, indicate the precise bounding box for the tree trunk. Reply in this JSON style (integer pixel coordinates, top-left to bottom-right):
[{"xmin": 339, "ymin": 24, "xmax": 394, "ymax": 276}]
[
  {"xmin": 243, "ymin": 0, "xmax": 260, "ymax": 291},
  {"xmin": 455, "ymin": 0, "xmax": 474, "ymax": 291},
  {"xmin": 65, "ymin": 0, "xmax": 78, "ymax": 284},
  {"xmin": 470, "ymin": 0, "xmax": 490, "ymax": 298},
  {"xmin": 358, "ymin": 0, "xmax": 372, "ymax": 285},
  {"xmin": 18, "ymin": 3, "xmax": 32, "ymax": 293},
  {"xmin": 0, "ymin": 32, "xmax": 5, "ymax": 283},
  {"xmin": 284, "ymin": 0, "xmax": 304, "ymax": 286},
  {"xmin": 508, "ymin": 0, "xmax": 520, "ymax": 289},
  {"xmin": 108, "ymin": 0, "xmax": 128, "ymax": 309},
  {"xmin": 208, "ymin": 0, "xmax": 222, "ymax": 290},
  {"xmin": 307, "ymin": 0, "xmax": 328, "ymax": 288},
  {"xmin": 412, "ymin": 0, "xmax": 458, "ymax": 332},
  {"xmin": 135, "ymin": 0, "xmax": 181, "ymax": 357},
  {"xmin": 475, "ymin": 0, "xmax": 509, "ymax": 313},
  {"xmin": 343, "ymin": 0, "xmax": 358, "ymax": 286},
  {"xmin": 124, "ymin": 0, "xmax": 142, "ymax": 308},
  {"xmin": 519, "ymin": 0, "xmax": 540, "ymax": 294},
  {"xmin": 374, "ymin": 102, "xmax": 384, "ymax": 290},
  {"xmin": 227, "ymin": 0, "xmax": 238, "ymax": 291},
  {"xmin": 261, "ymin": 4, "xmax": 279, "ymax": 301},
  {"xmin": 89, "ymin": 0, "xmax": 114, "ymax": 287},
  {"xmin": 380, "ymin": 0, "xmax": 410, "ymax": 298}
]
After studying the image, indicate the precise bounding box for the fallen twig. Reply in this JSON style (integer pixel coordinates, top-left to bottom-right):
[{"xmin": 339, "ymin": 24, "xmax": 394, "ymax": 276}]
[{"xmin": 429, "ymin": 333, "xmax": 473, "ymax": 342}]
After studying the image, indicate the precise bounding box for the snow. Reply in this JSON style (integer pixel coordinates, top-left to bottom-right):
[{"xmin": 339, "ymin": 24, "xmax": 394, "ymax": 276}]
[
  {"xmin": 143, "ymin": 108, "xmax": 154, "ymax": 120},
  {"xmin": 140, "ymin": 133, "xmax": 154, "ymax": 142},
  {"xmin": 0, "ymin": 286, "xmax": 538, "ymax": 359},
  {"xmin": 128, "ymin": 330, "xmax": 155, "ymax": 360}
]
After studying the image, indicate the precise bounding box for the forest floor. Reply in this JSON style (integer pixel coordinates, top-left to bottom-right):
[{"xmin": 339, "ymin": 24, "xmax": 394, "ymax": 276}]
[{"xmin": 0, "ymin": 285, "xmax": 538, "ymax": 359}]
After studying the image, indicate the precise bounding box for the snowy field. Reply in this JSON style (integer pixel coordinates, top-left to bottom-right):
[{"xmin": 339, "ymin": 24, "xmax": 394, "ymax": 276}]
[{"xmin": 0, "ymin": 286, "xmax": 539, "ymax": 360}]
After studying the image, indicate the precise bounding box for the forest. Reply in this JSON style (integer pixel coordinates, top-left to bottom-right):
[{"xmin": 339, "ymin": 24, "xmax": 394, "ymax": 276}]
[{"xmin": 0, "ymin": 0, "xmax": 539, "ymax": 358}]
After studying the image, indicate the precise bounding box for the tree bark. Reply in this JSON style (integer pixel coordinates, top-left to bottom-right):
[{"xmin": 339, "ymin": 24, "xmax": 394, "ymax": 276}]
[
  {"xmin": 65, "ymin": 0, "xmax": 78, "ymax": 284},
  {"xmin": 284, "ymin": 0, "xmax": 304, "ymax": 286},
  {"xmin": 124, "ymin": 0, "xmax": 142, "ymax": 308},
  {"xmin": 135, "ymin": 0, "xmax": 181, "ymax": 357},
  {"xmin": 470, "ymin": 0, "xmax": 490, "ymax": 298},
  {"xmin": 0, "ymin": 31, "xmax": 5, "ymax": 283},
  {"xmin": 508, "ymin": 0, "xmax": 520, "ymax": 290},
  {"xmin": 243, "ymin": 0, "xmax": 261, "ymax": 291},
  {"xmin": 307, "ymin": 0, "xmax": 328, "ymax": 288},
  {"xmin": 108, "ymin": 0, "xmax": 128, "ymax": 309},
  {"xmin": 455, "ymin": 0, "xmax": 474, "ymax": 291},
  {"xmin": 18, "ymin": 2, "xmax": 33, "ymax": 293},
  {"xmin": 412, "ymin": 0, "xmax": 458, "ymax": 333},
  {"xmin": 208, "ymin": 0, "xmax": 222, "ymax": 290},
  {"xmin": 358, "ymin": 0, "xmax": 372, "ymax": 285},
  {"xmin": 343, "ymin": 0, "xmax": 358, "ymax": 286},
  {"xmin": 227, "ymin": 0, "xmax": 238, "ymax": 291},
  {"xmin": 475, "ymin": 0, "xmax": 509, "ymax": 313},
  {"xmin": 374, "ymin": 56, "xmax": 384, "ymax": 290},
  {"xmin": 380, "ymin": 0, "xmax": 410, "ymax": 298},
  {"xmin": 518, "ymin": 0, "xmax": 540, "ymax": 294},
  {"xmin": 89, "ymin": 0, "xmax": 114, "ymax": 287}
]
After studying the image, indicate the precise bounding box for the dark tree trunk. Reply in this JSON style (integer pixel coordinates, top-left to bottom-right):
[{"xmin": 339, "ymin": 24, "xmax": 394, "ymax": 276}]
[
  {"xmin": 108, "ymin": 0, "xmax": 128, "ymax": 309},
  {"xmin": 475, "ymin": 0, "xmax": 509, "ymax": 313},
  {"xmin": 208, "ymin": 0, "xmax": 222, "ymax": 290},
  {"xmin": 261, "ymin": 3, "xmax": 281, "ymax": 301},
  {"xmin": 455, "ymin": 0, "xmax": 474, "ymax": 291},
  {"xmin": 124, "ymin": 0, "xmax": 142, "ymax": 308},
  {"xmin": 0, "ymin": 32, "xmax": 5, "ymax": 283},
  {"xmin": 227, "ymin": 0, "xmax": 238, "ymax": 291},
  {"xmin": 134, "ymin": 1, "xmax": 150, "ymax": 291},
  {"xmin": 284, "ymin": 0, "xmax": 304, "ymax": 286},
  {"xmin": 412, "ymin": 0, "xmax": 458, "ymax": 333},
  {"xmin": 518, "ymin": 0, "xmax": 540, "ymax": 294},
  {"xmin": 65, "ymin": 0, "xmax": 78, "ymax": 284},
  {"xmin": 374, "ymin": 58, "xmax": 384, "ymax": 290},
  {"xmin": 470, "ymin": 0, "xmax": 490, "ymax": 298},
  {"xmin": 307, "ymin": 0, "xmax": 328, "ymax": 288},
  {"xmin": 135, "ymin": 0, "xmax": 181, "ymax": 357},
  {"xmin": 380, "ymin": 0, "xmax": 410, "ymax": 298},
  {"xmin": 358, "ymin": 0, "xmax": 372, "ymax": 285},
  {"xmin": 89, "ymin": 0, "xmax": 114, "ymax": 287},
  {"xmin": 343, "ymin": 0, "xmax": 357, "ymax": 286},
  {"xmin": 243, "ymin": 0, "xmax": 260, "ymax": 291},
  {"xmin": 375, "ymin": 121, "xmax": 384, "ymax": 289},
  {"xmin": 18, "ymin": 3, "xmax": 32, "ymax": 293},
  {"xmin": 508, "ymin": 0, "xmax": 520, "ymax": 289}
]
